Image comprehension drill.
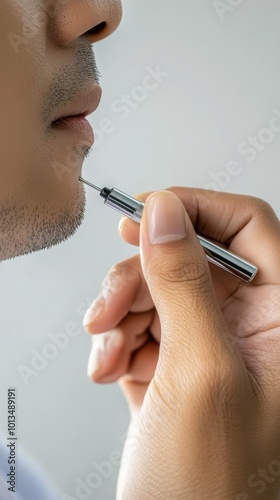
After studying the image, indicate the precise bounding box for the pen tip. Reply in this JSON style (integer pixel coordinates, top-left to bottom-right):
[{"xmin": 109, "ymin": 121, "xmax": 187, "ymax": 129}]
[{"xmin": 78, "ymin": 177, "xmax": 102, "ymax": 192}]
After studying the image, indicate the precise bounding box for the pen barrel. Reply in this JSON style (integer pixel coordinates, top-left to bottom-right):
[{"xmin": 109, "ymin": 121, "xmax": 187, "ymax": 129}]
[
  {"xmin": 197, "ymin": 236, "xmax": 258, "ymax": 282},
  {"xmin": 104, "ymin": 188, "xmax": 144, "ymax": 222},
  {"xmin": 104, "ymin": 189, "xmax": 258, "ymax": 282}
]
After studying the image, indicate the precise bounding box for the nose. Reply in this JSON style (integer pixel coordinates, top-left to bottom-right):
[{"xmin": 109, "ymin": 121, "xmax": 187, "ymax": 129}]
[{"xmin": 51, "ymin": 0, "xmax": 123, "ymax": 46}]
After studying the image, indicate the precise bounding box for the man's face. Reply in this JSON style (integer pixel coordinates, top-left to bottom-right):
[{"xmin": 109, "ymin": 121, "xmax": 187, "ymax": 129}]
[{"xmin": 0, "ymin": 0, "xmax": 122, "ymax": 262}]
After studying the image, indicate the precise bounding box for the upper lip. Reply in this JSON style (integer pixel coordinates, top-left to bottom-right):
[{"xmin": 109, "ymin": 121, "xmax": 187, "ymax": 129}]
[{"xmin": 51, "ymin": 84, "xmax": 102, "ymax": 124}]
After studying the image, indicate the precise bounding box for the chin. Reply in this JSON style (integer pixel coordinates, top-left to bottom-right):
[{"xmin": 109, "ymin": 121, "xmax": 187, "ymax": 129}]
[
  {"xmin": 33, "ymin": 184, "xmax": 87, "ymax": 251},
  {"xmin": 0, "ymin": 183, "xmax": 87, "ymax": 263}
]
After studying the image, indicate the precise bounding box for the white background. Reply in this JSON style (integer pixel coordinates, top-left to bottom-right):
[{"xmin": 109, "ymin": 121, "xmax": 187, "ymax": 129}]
[{"xmin": 1, "ymin": 0, "xmax": 280, "ymax": 498}]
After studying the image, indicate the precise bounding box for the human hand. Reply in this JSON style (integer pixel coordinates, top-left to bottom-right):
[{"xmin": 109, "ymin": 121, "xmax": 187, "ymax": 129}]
[{"xmin": 84, "ymin": 187, "xmax": 280, "ymax": 499}]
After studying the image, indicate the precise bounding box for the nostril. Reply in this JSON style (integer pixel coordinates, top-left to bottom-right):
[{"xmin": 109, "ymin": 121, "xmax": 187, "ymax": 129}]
[{"xmin": 86, "ymin": 21, "xmax": 106, "ymax": 36}]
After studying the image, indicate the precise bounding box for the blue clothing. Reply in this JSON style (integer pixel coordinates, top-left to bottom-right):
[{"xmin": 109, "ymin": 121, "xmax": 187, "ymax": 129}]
[{"xmin": 0, "ymin": 434, "xmax": 59, "ymax": 500}]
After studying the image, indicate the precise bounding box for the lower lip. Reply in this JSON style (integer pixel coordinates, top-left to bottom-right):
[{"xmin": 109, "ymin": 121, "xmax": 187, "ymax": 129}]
[{"xmin": 52, "ymin": 116, "xmax": 94, "ymax": 144}]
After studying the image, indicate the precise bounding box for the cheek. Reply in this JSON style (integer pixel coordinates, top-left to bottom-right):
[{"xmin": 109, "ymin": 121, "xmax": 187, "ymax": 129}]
[
  {"xmin": 0, "ymin": 106, "xmax": 86, "ymax": 206},
  {"xmin": 0, "ymin": 1, "xmax": 47, "ymax": 193},
  {"xmin": 0, "ymin": 110, "xmax": 45, "ymax": 200},
  {"xmin": 22, "ymin": 137, "xmax": 85, "ymax": 206},
  {"xmin": 0, "ymin": 0, "xmax": 86, "ymax": 208}
]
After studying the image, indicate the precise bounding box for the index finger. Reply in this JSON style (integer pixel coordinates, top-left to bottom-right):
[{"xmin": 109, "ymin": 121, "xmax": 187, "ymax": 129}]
[
  {"xmin": 118, "ymin": 187, "xmax": 280, "ymax": 285},
  {"xmin": 84, "ymin": 253, "xmax": 154, "ymax": 334}
]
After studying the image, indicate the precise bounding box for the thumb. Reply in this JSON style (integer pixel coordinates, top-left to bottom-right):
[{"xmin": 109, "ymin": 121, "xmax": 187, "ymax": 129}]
[{"xmin": 140, "ymin": 190, "xmax": 235, "ymax": 384}]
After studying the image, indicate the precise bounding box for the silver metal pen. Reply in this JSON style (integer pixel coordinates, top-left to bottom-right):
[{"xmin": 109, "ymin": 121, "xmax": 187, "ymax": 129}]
[{"xmin": 79, "ymin": 177, "xmax": 258, "ymax": 283}]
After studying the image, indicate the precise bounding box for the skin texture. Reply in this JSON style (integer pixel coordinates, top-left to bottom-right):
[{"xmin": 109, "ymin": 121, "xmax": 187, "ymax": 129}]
[
  {"xmin": 0, "ymin": 0, "xmax": 122, "ymax": 261},
  {"xmin": 2, "ymin": 2, "xmax": 280, "ymax": 499},
  {"xmin": 84, "ymin": 187, "xmax": 280, "ymax": 499}
]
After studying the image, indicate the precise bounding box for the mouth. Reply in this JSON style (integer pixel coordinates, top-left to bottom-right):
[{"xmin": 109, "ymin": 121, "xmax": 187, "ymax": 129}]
[
  {"xmin": 51, "ymin": 85, "xmax": 102, "ymax": 145},
  {"xmin": 52, "ymin": 115, "xmax": 95, "ymax": 144}
]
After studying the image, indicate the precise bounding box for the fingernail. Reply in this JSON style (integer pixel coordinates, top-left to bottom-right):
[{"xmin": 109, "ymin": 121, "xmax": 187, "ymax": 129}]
[
  {"xmin": 87, "ymin": 333, "xmax": 122, "ymax": 378},
  {"xmin": 118, "ymin": 216, "xmax": 126, "ymax": 233},
  {"xmin": 146, "ymin": 191, "xmax": 187, "ymax": 244},
  {"xmin": 83, "ymin": 295, "xmax": 106, "ymax": 327},
  {"xmin": 87, "ymin": 338, "xmax": 104, "ymax": 377}
]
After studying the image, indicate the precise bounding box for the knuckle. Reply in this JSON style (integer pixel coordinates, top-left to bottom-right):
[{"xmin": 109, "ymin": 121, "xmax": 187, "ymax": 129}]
[
  {"xmin": 152, "ymin": 255, "xmax": 210, "ymax": 290},
  {"xmin": 249, "ymin": 196, "xmax": 275, "ymax": 216},
  {"xmin": 247, "ymin": 196, "xmax": 280, "ymax": 227},
  {"xmin": 102, "ymin": 259, "xmax": 140, "ymax": 294}
]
